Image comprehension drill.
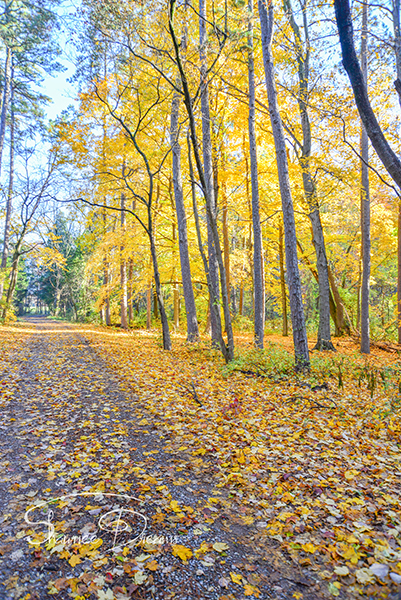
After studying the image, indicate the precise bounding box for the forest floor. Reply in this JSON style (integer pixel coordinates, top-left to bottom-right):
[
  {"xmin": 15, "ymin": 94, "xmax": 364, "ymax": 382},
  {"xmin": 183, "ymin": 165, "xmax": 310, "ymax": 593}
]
[{"xmin": 0, "ymin": 317, "xmax": 400, "ymax": 600}]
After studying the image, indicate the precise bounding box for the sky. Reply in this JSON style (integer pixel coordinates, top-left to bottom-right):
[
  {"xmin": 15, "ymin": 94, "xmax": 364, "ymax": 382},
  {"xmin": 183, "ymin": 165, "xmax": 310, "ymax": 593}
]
[
  {"xmin": 43, "ymin": 59, "xmax": 77, "ymax": 121},
  {"xmin": 41, "ymin": 0, "xmax": 80, "ymax": 122}
]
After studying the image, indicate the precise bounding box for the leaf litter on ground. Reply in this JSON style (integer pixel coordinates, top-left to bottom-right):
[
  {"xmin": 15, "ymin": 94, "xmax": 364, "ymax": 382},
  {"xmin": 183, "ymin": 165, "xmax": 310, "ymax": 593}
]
[{"xmin": 0, "ymin": 318, "xmax": 400, "ymax": 600}]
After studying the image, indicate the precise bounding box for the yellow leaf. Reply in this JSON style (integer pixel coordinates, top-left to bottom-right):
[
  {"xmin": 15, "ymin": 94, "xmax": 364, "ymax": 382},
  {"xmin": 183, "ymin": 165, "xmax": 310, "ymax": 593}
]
[
  {"xmin": 146, "ymin": 559, "xmax": 159, "ymax": 571},
  {"xmin": 244, "ymin": 583, "xmax": 261, "ymax": 596},
  {"xmin": 230, "ymin": 572, "xmax": 243, "ymax": 584},
  {"xmin": 172, "ymin": 544, "xmax": 193, "ymax": 563},
  {"xmin": 90, "ymin": 538, "xmax": 103, "ymax": 550},
  {"xmin": 302, "ymin": 543, "xmax": 317, "ymax": 554},
  {"xmin": 195, "ymin": 542, "xmax": 210, "ymax": 557},
  {"xmin": 68, "ymin": 554, "xmax": 81, "ymax": 567}
]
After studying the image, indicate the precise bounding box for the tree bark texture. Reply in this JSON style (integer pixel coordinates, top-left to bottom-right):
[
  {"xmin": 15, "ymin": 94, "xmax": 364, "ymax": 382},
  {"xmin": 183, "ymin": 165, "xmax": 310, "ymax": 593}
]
[{"xmin": 258, "ymin": 0, "xmax": 310, "ymax": 369}]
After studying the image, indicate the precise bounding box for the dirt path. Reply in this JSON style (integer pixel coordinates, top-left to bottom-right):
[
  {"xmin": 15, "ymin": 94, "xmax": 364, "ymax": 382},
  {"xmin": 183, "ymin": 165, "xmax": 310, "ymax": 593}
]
[{"xmin": 0, "ymin": 318, "xmax": 325, "ymax": 599}]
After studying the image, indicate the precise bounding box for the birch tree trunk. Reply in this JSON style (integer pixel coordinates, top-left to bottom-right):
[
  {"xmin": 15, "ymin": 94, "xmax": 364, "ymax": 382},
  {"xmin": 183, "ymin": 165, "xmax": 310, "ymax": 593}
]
[
  {"xmin": 248, "ymin": 0, "xmax": 265, "ymax": 349},
  {"xmin": 170, "ymin": 87, "xmax": 199, "ymax": 341},
  {"xmin": 258, "ymin": 0, "xmax": 310, "ymax": 370}
]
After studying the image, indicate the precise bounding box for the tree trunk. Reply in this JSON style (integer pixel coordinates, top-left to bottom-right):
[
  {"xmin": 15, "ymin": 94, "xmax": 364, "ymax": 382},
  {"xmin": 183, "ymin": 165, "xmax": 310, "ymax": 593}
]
[
  {"xmin": 279, "ymin": 221, "xmax": 288, "ymax": 336},
  {"xmin": 103, "ymin": 209, "xmax": 111, "ymax": 326},
  {"xmin": 222, "ymin": 162, "xmax": 230, "ymax": 296},
  {"xmin": 248, "ymin": 0, "xmax": 265, "ymax": 349},
  {"xmin": 187, "ymin": 132, "xmax": 228, "ymax": 359},
  {"xmin": 258, "ymin": 0, "xmax": 310, "ymax": 370},
  {"xmin": 199, "ymin": 0, "xmax": 220, "ymax": 346},
  {"xmin": 334, "ymin": 0, "xmax": 401, "ymax": 189},
  {"xmin": 0, "ymin": 63, "xmax": 14, "ymax": 301},
  {"xmin": 120, "ymin": 191, "xmax": 128, "ymax": 330},
  {"xmin": 239, "ymin": 286, "xmax": 244, "ymax": 316},
  {"xmin": 169, "ymin": 1, "xmax": 234, "ymax": 362},
  {"xmin": 174, "ymin": 284, "xmax": 180, "ymax": 329},
  {"xmin": 147, "ymin": 281, "xmax": 151, "ymax": 329},
  {"xmin": 170, "ymin": 80, "xmax": 199, "ymax": 341},
  {"xmin": 2, "ymin": 246, "xmax": 20, "ymax": 321},
  {"xmin": 0, "ymin": 47, "xmax": 11, "ymax": 179},
  {"xmin": 360, "ymin": 0, "xmax": 370, "ymax": 354},
  {"xmin": 327, "ymin": 265, "xmax": 350, "ymax": 336},
  {"xmin": 398, "ymin": 205, "xmax": 401, "ymax": 343},
  {"xmin": 149, "ymin": 231, "xmax": 171, "ymax": 350},
  {"xmin": 128, "ymin": 258, "xmax": 134, "ymax": 324},
  {"xmin": 284, "ymin": 0, "xmax": 333, "ymax": 351}
]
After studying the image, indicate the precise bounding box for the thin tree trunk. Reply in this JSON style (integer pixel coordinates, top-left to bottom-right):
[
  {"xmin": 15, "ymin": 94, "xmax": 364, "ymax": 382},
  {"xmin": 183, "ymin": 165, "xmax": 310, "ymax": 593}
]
[
  {"xmin": 248, "ymin": 0, "xmax": 265, "ymax": 349},
  {"xmin": 239, "ymin": 286, "xmax": 244, "ymax": 316},
  {"xmin": 187, "ymin": 132, "xmax": 227, "ymax": 357},
  {"xmin": 334, "ymin": 0, "xmax": 401, "ymax": 189},
  {"xmin": 170, "ymin": 74, "xmax": 199, "ymax": 341},
  {"xmin": 392, "ymin": 0, "xmax": 401, "ymax": 343},
  {"xmin": 146, "ymin": 281, "xmax": 151, "ymax": 329},
  {"xmin": 258, "ymin": 0, "xmax": 310, "ymax": 370},
  {"xmin": 279, "ymin": 221, "xmax": 288, "ymax": 336},
  {"xmin": 120, "ymin": 191, "xmax": 128, "ymax": 329},
  {"xmin": 398, "ymin": 205, "xmax": 401, "ymax": 343},
  {"xmin": 170, "ymin": 1, "xmax": 234, "ymax": 362},
  {"xmin": 199, "ymin": 0, "xmax": 220, "ymax": 345},
  {"xmin": 222, "ymin": 158, "xmax": 230, "ymax": 294},
  {"xmin": 284, "ymin": 0, "xmax": 333, "ymax": 351},
  {"xmin": 0, "ymin": 47, "xmax": 11, "ymax": 178},
  {"xmin": 2, "ymin": 245, "xmax": 20, "ymax": 321},
  {"xmin": 297, "ymin": 239, "xmax": 347, "ymax": 335},
  {"xmin": 0, "ymin": 62, "xmax": 14, "ymax": 301},
  {"xmin": 128, "ymin": 258, "xmax": 133, "ymax": 324},
  {"xmin": 173, "ymin": 284, "xmax": 180, "ymax": 329},
  {"xmin": 360, "ymin": 0, "xmax": 370, "ymax": 354},
  {"xmin": 171, "ymin": 209, "xmax": 180, "ymax": 330},
  {"xmin": 149, "ymin": 232, "xmax": 171, "ymax": 350},
  {"xmin": 102, "ymin": 209, "xmax": 111, "ymax": 326},
  {"xmin": 327, "ymin": 265, "xmax": 350, "ymax": 335}
]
